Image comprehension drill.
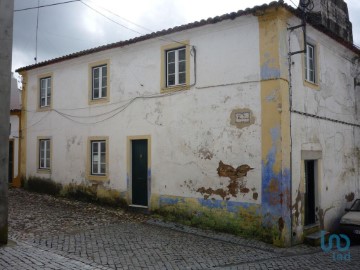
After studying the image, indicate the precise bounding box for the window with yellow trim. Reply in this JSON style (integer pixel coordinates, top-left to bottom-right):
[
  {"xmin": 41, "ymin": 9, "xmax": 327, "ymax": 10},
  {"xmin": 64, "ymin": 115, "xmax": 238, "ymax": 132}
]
[
  {"xmin": 39, "ymin": 139, "xmax": 51, "ymax": 169},
  {"xmin": 161, "ymin": 41, "xmax": 190, "ymax": 92},
  {"xmin": 91, "ymin": 140, "xmax": 106, "ymax": 176},
  {"xmin": 92, "ymin": 65, "xmax": 107, "ymax": 100},
  {"xmin": 305, "ymin": 43, "xmax": 316, "ymax": 84},
  {"xmin": 166, "ymin": 47, "xmax": 186, "ymax": 87},
  {"xmin": 39, "ymin": 77, "xmax": 51, "ymax": 108}
]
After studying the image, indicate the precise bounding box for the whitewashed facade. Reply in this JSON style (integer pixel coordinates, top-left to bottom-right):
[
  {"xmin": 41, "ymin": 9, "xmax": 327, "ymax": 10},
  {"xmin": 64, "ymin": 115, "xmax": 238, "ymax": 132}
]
[{"xmin": 17, "ymin": 2, "xmax": 360, "ymax": 246}]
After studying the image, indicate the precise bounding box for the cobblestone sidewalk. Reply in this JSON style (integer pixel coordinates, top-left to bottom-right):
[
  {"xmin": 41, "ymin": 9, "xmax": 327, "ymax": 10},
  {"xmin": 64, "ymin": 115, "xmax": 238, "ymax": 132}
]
[{"xmin": 1, "ymin": 188, "xmax": 359, "ymax": 269}]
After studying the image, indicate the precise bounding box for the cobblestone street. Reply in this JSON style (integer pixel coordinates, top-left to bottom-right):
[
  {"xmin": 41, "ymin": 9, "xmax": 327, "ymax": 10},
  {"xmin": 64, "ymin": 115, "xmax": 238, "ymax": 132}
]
[{"xmin": 0, "ymin": 188, "xmax": 359, "ymax": 269}]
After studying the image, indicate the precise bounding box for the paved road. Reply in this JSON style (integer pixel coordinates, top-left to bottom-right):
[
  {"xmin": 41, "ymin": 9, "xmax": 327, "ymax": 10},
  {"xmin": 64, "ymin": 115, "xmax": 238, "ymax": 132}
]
[{"xmin": 1, "ymin": 189, "xmax": 359, "ymax": 269}]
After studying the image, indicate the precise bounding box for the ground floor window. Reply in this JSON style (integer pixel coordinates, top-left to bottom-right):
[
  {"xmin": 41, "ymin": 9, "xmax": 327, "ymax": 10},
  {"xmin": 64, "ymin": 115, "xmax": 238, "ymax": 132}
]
[
  {"xmin": 39, "ymin": 139, "xmax": 51, "ymax": 169},
  {"xmin": 91, "ymin": 140, "xmax": 106, "ymax": 175}
]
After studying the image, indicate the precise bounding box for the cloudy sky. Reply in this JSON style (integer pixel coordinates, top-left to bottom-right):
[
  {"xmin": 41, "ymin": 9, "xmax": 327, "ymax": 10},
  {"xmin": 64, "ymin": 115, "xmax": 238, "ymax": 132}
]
[{"xmin": 12, "ymin": 0, "xmax": 360, "ymax": 72}]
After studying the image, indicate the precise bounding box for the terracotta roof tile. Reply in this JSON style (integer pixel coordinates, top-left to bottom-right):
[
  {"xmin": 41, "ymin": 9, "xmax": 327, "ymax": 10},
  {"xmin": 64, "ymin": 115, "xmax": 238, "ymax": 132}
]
[{"xmin": 15, "ymin": 0, "xmax": 359, "ymax": 73}]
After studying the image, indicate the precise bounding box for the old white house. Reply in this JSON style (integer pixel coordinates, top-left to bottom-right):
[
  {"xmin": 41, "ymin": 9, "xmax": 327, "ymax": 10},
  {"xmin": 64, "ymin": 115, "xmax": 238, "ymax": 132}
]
[{"xmin": 16, "ymin": 0, "xmax": 360, "ymax": 246}]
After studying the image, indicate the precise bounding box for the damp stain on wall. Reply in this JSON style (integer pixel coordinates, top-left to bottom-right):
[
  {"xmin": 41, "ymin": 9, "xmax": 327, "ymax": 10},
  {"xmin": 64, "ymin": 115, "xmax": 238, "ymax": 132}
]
[
  {"xmin": 345, "ymin": 192, "xmax": 355, "ymax": 202},
  {"xmin": 196, "ymin": 161, "xmax": 254, "ymax": 201},
  {"xmin": 198, "ymin": 147, "xmax": 214, "ymax": 160},
  {"xmin": 278, "ymin": 217, "xmax": 285, "ymax": 232},
  {"xmin": 317, "ymin": 206, "xmax": 335, "ymax": 230},
  {"xmin": 292, "ymin": 188, "xmax": 303, "ymax": 227}
]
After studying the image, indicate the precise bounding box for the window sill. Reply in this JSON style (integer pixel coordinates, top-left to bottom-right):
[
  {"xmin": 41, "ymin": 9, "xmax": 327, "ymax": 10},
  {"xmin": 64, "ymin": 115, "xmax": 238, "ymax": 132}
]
[
  {"xmin": 86, "ymin": 174, "xmax": 109, "ymax": 182},
  {"xmin": 161, "ymin": 85, "xmax": 190, "ymax": 93},
  {"xmin": 37, "ymin": 106, "xmax": 52, "ymax": 112},
  {"xmin": 89, "ymin": 97, "xmax": 109, "ymax": 105},
  {"xmin": 37, "ymin": 168, "xmax": 51, "ymax": 174},
  {"xmin": 304, "ymin": 80, "xmax": 320, "ymax": 90}
]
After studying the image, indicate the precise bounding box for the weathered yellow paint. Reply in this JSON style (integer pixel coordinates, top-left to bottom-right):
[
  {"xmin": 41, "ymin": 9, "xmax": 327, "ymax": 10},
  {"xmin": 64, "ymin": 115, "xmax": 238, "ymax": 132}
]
[
  {"xmin": 19, "ymin": 72, "xmax": 28, "ymax": 181},
  {"xmin": 160, "ymin": 40, "xmax": 190, "ymax": 93},
  {"xmin": 150, "ymin": 193, "xmax": 161, "ymax": 210},
  {"xmin": 258, "ymin": 7, "xmax": 292, "ymax": 173},
  {"xmin": 258, "ymin": 7, "xmax": 292, "ymax": 247},
  {"xmin": 152, "ymin": 195, "xmax": 277, "ymax": 244},
  {"xmin": 126, "ymin": 135, "xmax": 151, "ymax": 205}
]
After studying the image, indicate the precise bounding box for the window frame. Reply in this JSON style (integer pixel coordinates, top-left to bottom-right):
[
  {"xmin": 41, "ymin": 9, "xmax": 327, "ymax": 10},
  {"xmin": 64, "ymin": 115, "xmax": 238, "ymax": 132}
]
[
  {"xmin": 305, "ymin": 43, "xmax": 316, "ymax": 84},
  {"xmin": 88, "ymin": 60, "xmax": 110, "ymax": 105},
  {"xmin": 92, "ymin": 64, "xmax": 107, "ymax": 100},
  {"xmin": 37, "ymin": 137, "xmax": 52, "ymax": 173},
  {"xmin": 166, "ymin": 47, "xmax": 186, "ymax": 87},
  {"xmin": 90, "ymin": 140, "xmax": 106, "ymax": 176},
  {"xmin": 37, "ymin": 73, "xmax": 53, "ymax": 111},
  {"xmin": 160, "ymin": 41, "xmax": 190, "ymax": 92},
  {"xmin": 40, "ymin": 77, "xmax": 51, "ymax": 107},
  {"xmin": 86, "ymin": 136, "xmax": 109, "ymax": 181}
]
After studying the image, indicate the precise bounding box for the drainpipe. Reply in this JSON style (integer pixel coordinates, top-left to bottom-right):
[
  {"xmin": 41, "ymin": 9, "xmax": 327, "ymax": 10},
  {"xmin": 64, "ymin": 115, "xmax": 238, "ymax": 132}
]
[{"xmin": 0, "ymin": 0, "xmax": 14, "ymax": 245}]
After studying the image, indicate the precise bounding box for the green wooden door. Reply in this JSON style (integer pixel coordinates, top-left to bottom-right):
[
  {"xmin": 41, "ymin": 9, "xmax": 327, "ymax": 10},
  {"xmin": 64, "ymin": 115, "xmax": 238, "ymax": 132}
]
[{"xmin": 132, "ymin": 140, "xmax": 148, "ymax": 206}]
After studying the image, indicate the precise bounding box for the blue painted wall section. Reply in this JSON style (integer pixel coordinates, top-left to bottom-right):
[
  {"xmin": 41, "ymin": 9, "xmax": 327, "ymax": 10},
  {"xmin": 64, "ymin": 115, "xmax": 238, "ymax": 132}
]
[
  {"xmin": 261, "ymin": 60, "xmax": 281, "ymax": 80},
  {"xmin": 159, "ymin": 195, "xmax": 257, "ymax": 213},
  {"xmin": 261, "ymin": 127, "xmax": 291, "ymax": 233}
]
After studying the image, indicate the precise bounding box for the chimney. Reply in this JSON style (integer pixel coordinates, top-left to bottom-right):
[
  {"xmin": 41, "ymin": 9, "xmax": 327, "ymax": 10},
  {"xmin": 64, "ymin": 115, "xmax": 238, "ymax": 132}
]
[{"xmin": 299, "ymin": 0, "xmax": 353, "ymax": 43}]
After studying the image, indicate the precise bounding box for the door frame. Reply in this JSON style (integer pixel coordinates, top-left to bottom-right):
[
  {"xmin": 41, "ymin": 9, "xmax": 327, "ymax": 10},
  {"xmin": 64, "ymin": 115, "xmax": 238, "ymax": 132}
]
[
  {"xmin": 304, "ymin": 160, "xmax": 317, "ymax": 226},
  {"xmin": 127, "ymin": 135, "xmax": 151, "ymax": 207},
  {"xmin": 9, "ymin": 139, "xmax": 14, "ymax": 184},
  {"xmin": 301, "ymin": 151, "xmax": 321, "ymax": 228}
]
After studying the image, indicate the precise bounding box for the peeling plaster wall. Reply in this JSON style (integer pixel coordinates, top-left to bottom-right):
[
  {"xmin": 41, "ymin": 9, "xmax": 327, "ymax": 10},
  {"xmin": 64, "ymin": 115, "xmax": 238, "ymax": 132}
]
[
  {"xmin": 23, "ymin": 15, "xmax": 262, "ymax": 208},
  {"xmin": 288, "ymin": 16, "xmax": 360, "ymax": 243}
]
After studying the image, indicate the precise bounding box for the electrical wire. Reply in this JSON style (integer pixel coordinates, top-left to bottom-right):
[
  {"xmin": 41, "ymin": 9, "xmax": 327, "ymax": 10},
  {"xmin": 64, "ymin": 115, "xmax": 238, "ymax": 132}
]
[
  {"xmin": 79, "ymin": 0, "xmax": 144, "ymax": 36},
  {"xmin": 288, "ymin": 0, "xmax": 298, "ymax": 9},
  {"xmin": 14, "ymin": 0, "xmax": 80, "ymax": 12},
  {"xmin": 79, "ymin": 0, "xmax": 190, "ymax": 47},
  {"xmin": 24, "ymin": 90, "xmax": 184, "ymax": 127},
  {"xmin": 34, "ymin": 0, "xmax": 40, "ymax": 63},
  {"xmin": 84, "ymin": 0, "xmax": 155, "ymax": 34}
]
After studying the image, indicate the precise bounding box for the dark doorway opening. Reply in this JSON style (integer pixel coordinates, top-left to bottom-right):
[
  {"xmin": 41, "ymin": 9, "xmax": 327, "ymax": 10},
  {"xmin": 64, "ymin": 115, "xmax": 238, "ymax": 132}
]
[
  {"xmin": 8, "ymin": 140, "xmax": 14, "ymax": 183},
  {"xmin": 305, "ymin": 160, "xmax": 316, "ymax": 226},
  {"xmin": 132, "ymin": 139, "xmax": 148, "ymax": 206}
]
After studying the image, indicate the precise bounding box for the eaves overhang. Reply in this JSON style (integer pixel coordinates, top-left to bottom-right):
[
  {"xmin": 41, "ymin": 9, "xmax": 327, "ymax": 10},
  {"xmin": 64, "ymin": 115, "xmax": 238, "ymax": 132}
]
[{"xmin": 15, "ymin": 0, "xmax": 360, "ymax": 73}]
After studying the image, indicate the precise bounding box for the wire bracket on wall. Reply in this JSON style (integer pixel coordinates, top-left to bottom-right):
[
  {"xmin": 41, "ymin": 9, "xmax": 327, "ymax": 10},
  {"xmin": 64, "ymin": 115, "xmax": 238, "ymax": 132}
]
[{"xmin": 287, "ymin": 0, "xmax": 314, "ymax": 56}]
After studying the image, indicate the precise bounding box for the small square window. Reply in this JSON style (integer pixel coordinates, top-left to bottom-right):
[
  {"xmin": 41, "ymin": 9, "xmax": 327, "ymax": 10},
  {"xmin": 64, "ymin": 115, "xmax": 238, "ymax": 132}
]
[
  {"xmin": 305, "ymin": 44, "xmax": 316, "ymax": 84},
  {"xmin": 92, "ymin": 65, "xmax": 107, "ymax": 100},
  {"xmin": 39, "ymin": 77, "xmax": 51, "ymax": 108}
]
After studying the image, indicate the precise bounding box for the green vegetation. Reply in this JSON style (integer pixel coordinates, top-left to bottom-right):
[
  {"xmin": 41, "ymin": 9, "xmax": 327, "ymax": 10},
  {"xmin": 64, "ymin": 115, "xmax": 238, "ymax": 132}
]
[
  {"xmin": 153, "ymin": 200, "xmax": 280, "ymax": 245},
  {"xmin": 20, "ymin": 177, "xmax": 284, "ymax": 246},
  {"xmin": 21, "ymin": 176, "xmax": 127, "ymax": 208},
  {"xmin": 25, "ymin": 176, "xmax": 61, "ymax": 195}
]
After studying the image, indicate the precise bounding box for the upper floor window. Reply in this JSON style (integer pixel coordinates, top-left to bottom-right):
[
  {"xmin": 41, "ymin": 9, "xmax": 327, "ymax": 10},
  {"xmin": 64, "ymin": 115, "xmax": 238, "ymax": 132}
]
[
  {"xmin": 166, "ymin": 47, "xmax": 186, "ymax": 87},
  {"xmin": 92, "ymin": 64, "xmax": 107, "ymax": 100},
  {"xmin": 39, "ymin": 138, "xmax": 51, "ymax": 170},
  {"xmin": 305, "ymin": 43, "xmax": 316, "ymax": 84},
  {"xmin": 40, "ymin": 77, "xmax": 51, "ymax": 107}
]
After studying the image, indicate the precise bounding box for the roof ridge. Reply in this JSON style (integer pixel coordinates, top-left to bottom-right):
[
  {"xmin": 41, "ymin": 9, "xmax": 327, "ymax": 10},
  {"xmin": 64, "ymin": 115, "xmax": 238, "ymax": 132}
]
[{"xmin": 15, "ymin": 0, "xmax": 359, "ymax": 73}]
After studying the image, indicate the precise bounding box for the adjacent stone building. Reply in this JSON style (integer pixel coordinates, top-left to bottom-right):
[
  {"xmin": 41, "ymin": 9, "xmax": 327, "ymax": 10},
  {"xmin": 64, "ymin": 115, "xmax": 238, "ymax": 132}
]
[{"xmin": 16, "ymin": 0, "xmax": 360, "ymax": 246}]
